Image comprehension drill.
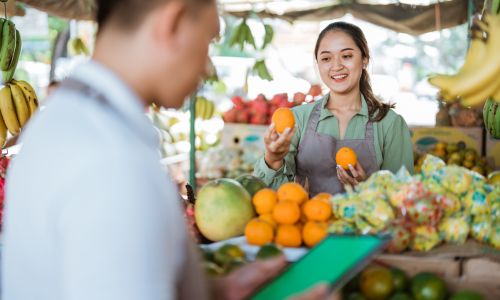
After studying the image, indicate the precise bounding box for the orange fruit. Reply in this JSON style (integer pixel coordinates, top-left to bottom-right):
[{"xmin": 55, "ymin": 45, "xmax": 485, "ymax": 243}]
[
  {"xmin": 277, "ymin": 182, "xmax": 308, "ymax": 205},
  {"xmin": 245, "ymin": 219, "xmax": 274, "ymax": 246},
  {"xmin": 275, "ymin": 224, "xmax": 302, "ymax": 247},
  {"xmin": 259, "ymin": 213, "xmax": 277, "ymax": 228},
  {"xmin": 272, "ymin": 107, "xmax": 295, "ymax": 134},
  {"xmin": 302, "ymin": 200, "xmax": 332, "ymax": 222},
  {"xmin": 335, "ymin": 147, "xmax": 357, "ymax": 170},
  {"xmin": 311, "ymin": 192, "xmax": 333, "ymax": 203},
  {"xmin": 302, "ymin": 221, "xmax": 328, "ymax": 247},
  {"xmin": 252, "ymin": 188, "xmax": 278, "ymax": 215},
  {"xmin": 272, "ymin": 201, "xmax": 301, "ymax": 225}
]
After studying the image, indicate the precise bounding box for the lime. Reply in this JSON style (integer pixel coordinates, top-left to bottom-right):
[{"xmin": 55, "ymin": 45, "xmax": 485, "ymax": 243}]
[
  {"xmin": 390, "ymin": 292, "xmax": 413, "ymax": 300},
  {"xmin": 346, "ymin": 292, "xmax": 368, "ymax": 300},
  {"xmin": 391, "ymin": 268, "xmax": 408, "ymax": 292},
  {"xmin": 411, "ymin": 272, "xmax": 447, "ymax": 300},
  {"xmin": 256, "ymin": 244, "xmax": 282, "ymax": 260},
  {"xmin": 214, "ymin": 244, "xmax": 245, "ymax": 266},
  {"xmin": 449, "ymin": 291, "xmax": 484, "ymax": 300},
  {"xmin": 360, "ymin": 266, "xmax": 394, "ymax": 300}
]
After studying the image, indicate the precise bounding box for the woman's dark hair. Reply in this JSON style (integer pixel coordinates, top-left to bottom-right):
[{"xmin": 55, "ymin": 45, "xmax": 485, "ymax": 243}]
[{"xmin": 314, "ymin": 22, "xmax": 394, "ymax": 122}]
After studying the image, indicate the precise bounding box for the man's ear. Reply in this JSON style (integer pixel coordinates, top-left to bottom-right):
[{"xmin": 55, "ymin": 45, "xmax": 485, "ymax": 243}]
[{"xmin": 152, "ymin": 0, "xmax": 187, "ymax": 50}]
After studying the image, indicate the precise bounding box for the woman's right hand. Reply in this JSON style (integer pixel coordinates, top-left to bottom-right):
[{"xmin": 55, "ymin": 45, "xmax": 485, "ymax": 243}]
[{"xmin": 264, "ymin": 124, "xmax": 296, "ymax": 170}]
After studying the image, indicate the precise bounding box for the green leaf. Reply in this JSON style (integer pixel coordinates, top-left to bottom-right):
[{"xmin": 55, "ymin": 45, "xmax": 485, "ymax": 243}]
[
  {"xmin": 252, "ymin": 59, "xmax": 273, "ymax": 81},
  {"xmin": 262, "ymin": 24, "xmax": 274, "ymax": 49}
]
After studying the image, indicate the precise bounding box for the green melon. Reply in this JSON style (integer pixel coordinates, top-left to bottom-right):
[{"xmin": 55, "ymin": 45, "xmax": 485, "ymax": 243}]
[
  {"xmin": 235, "ymin": 174, "xmax": 267, "ymax": 198},
  {"xmin": 195, "ymin": 178, "xmax": 255, "ymax": 241}
]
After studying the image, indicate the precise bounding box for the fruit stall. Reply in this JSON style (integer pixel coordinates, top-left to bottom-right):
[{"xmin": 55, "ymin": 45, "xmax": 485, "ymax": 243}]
[{"xmin": 1, "ymin": 0, "xmax": 500, "ymax": 300}]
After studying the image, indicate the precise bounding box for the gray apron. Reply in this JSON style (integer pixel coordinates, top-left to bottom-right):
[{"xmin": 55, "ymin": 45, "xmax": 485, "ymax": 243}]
[{"xmin": 295, "ymin": 100, "xmax": 379, "ymax": 197}]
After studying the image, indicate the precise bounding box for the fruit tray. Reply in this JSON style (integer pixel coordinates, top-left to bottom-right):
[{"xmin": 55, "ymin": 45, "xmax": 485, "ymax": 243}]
[{"xmin": 200, "ymin": 236, "xmax": 308, "ymax": 262}]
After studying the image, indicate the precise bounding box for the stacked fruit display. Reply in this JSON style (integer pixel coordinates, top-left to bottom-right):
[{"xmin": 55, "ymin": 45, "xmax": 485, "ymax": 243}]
[
  {"xmin": 244, "ymin": 183, "xmax": 335, "ymax": 248},
  {"xmin": 222, "ymin": 84, "xmax": 322, "ymax": 125},
  {"xmin": 414, "ymin": 142, "xmax": 492, "ymax": 176},
  {"xmin": 428, "ymin": 13, "xmax": 500, "ymax": 138},
  {"xmin": 344, "ymin": 265, "xmax": 484, "ymax": 300},
  {"xmin": 0, "ymin": 80, "xmax": 39, "ymax": 146},
  {"xmin": 330, "ymin": 155, "xmax": 500, "ymax": 252},
  {"xmin": 0, "ymin": 17, "xmax": 39, "ymax": 147}
]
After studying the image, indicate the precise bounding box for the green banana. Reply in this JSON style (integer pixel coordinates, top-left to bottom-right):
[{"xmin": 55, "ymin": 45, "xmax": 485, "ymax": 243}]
[
  {"xmin": 2, "ymin": 29, "xmax": 21, "ymax": 84},
  {"xmin": 8, "ymin": 83, "xmax": 29, "ymax": 126},
  {"xmin": 484, "ymin": 98, "xmax": 493, "ymax": 131},
  {"xmin": 0, "ymin": 19, "xmax": 6, "ymax": 52},
  {"xmin": 0, "ymin": 19, "xmax": 16, "ymax": 71},
  {"xmin": 0, "ymin": 85, "xmax": 20, "ymax": 135},
  {"xmin": 262, "ymin": 24, "xmax": 274, "ymax": 49},
  {"xmin": 0, "ymin": 107, "xmax": 7, "ymax": 147},
  {"xmin": 12, "ymin": 79, "xmax": 39, "ymax": 115}
]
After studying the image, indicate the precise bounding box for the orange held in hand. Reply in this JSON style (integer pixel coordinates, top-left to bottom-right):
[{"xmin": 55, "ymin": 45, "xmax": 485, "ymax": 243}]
[
  {"xmin": 335, "ymin": 147, "xmax": 357, "ymax": 170},
  {"xmin": 271, "ymin": 107, "xmax": 295, "ymax": 134},
  {"xmin": 277, "ymin": 182, "xmax": 308, "ymax": 205},
  {"xmin": 272, "ymin": 201, "xmax": 301, "ymax": 225},
  {"xmin": 245, "ymin": 219, "xmax": 274, "ymax": 246},
  {"xmin": 252, "ymin": 188, "xmax": 278, "ymax": 215}
]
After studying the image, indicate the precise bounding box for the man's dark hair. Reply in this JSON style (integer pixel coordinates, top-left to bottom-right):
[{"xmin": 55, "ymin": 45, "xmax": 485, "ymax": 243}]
[{"xmin": 96, "ymin": 0, "xmax": 212, "ymax": 31}]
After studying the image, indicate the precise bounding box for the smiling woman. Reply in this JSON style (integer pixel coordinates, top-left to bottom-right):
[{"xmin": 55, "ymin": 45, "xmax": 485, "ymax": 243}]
[{"xmin": 255, "ymin": 21, "xmax": 414, "ymax": 197}]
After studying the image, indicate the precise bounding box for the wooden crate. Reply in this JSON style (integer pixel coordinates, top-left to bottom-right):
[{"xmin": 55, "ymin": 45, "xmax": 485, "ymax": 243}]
[
  {"xmin": 372, "ymin": 254, "xmax": 500, "ymax": 300},
  {"xmin": 374, "ymin": 254, "xmax": 461, "ymax": 279}
]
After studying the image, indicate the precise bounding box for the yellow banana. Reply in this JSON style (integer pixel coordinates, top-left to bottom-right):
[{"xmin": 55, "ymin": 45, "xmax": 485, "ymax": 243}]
[
  {"xmin": 461, "ymin": 76, "xmax": 500, "ymax": 107},
  {"xmin": 8, "ymin": 83, "xmax": 30, "ymax": 126},
  {"xmin": 0, "ymin": 85, "xmax": 20, "ymax": 135},
  {"xmin": 493, "ymin": 83, "xmax": 500, "ymax": 102},
  {"xmin": 12, "ymin": 80, "xmax": 39, "ymax": 115},
  {"xmin": 0, "ymin": 108, "xmax": 7, "ymax": 147},
  {"xmin": 445, "ymin": 14, "xmax": 500, "ymax": 97},
  {"xmin": 428, "ymin": 35, "xmax": 487, "ymax": 96}
]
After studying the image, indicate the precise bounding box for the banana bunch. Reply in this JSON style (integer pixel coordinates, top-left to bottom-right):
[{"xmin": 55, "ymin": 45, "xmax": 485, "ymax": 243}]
[
  {"xmin": 428, "ymin": 13, "xmax": 500, "ymax": 107},
  {"xmin": 483, "ymin": 99, "xmax": 500, "ymax": 138},
  {"xmin": 0, "ymin": 80, "xmax": 39, "ymax": 146},
  {"xmin": 228, "ymin": 19, "xmax": 256, "ymax": 51},
  {"xmin": 67, "ymin": 37, "xmax": 90, "ymax": 56},
  {"xmin": 195, "ymin": 96, "xmax": 215, "ymax": 120},
  {"xmin": 0, "ymin": 18, "xmax": 22, "ymax": 84}
]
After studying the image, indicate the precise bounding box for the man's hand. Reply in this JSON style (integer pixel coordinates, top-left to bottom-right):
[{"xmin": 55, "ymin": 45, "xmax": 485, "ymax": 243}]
[{"xmin": 211, "ymin": 255, "xmax": 340, "ymax": 300}]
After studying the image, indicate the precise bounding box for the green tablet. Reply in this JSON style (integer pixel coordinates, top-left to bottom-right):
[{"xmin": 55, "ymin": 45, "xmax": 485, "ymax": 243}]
[{"xmin": 251, "ymin": 234, "xmax": 390, "ymax": 300}]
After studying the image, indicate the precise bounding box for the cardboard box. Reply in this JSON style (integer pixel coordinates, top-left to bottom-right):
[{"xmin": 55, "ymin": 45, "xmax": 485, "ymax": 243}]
[
  {"xmin": 486, "ymin": 132, "xmax": 500, "ymax": 170},
  {"xmin": 410, "ymin": 126, "xmax": 483, "ymax": 155},
  {"xmin": 221, "ymin": 123, "xmax": 267, "ymax": 150}
]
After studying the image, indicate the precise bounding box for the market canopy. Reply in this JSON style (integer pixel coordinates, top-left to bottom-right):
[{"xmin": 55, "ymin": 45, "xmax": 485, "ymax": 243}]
[{"xmin": 14, "ymin": 0, "xmax": 477, "ymax": 35}]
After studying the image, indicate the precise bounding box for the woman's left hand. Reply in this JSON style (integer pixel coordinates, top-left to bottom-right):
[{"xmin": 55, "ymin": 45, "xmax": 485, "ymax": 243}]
[{"xmin": 336, "ymin": 163, "xmax": 367, "ymax": 187}]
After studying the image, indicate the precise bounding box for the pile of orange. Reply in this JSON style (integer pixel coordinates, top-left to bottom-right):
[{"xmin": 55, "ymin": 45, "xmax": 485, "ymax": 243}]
[{"xmin": 244, "ymin": 183, "xmax": 334, "ymax": 248}]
